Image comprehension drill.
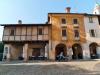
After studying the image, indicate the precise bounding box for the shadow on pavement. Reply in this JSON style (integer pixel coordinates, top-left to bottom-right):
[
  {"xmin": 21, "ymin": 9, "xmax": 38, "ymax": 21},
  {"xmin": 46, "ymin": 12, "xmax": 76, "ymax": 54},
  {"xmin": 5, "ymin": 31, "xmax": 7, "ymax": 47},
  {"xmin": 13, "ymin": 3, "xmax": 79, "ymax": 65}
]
[{"xmin": 0, "ymin": 63, "xmax": 99, "ymax": 75}]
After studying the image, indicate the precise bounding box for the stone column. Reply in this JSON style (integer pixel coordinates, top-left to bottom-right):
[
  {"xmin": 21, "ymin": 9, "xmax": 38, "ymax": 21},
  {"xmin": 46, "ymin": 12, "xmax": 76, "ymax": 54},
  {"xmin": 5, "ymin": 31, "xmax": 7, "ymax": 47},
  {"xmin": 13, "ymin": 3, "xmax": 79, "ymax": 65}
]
[
  {"xmin": 23, "ymin": 43, "xmax": 28, "ymax": 62},
  {"xmin": 82, "ymin": 44, "xmax": 90, "ymax": 60},
  {"xmin": 97, "ymin": 46, "xmax": 100, "ymax": 58},
  {"xmin": 45, "ymin": 44, "xmax": 49, "ymax": 59},
  {"xmin": 67, "ymin": 47, "xmax": 73, "ymax": 60},
  {"xmin": 3, "ymin": 44, "xmax": 11, "ymax": 61},
  {"xmin": 7, "ymin": 46, "xmax": 11, "ymax": 61},
  {"xmin": 48, "ymin": 40, "xmax": 52, "ymax": 60}
]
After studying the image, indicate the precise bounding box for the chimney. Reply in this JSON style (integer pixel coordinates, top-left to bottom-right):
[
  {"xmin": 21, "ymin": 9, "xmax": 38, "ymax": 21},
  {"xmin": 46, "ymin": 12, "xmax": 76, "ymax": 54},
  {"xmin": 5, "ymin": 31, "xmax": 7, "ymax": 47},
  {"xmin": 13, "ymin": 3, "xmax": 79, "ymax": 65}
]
[
  {"xmin": 18, "ymin": 20, "xmax": 22, "ymax": 24},
  {"xmin": 66, "ymin": 7, "xmax": 71, "ymax": 13}
]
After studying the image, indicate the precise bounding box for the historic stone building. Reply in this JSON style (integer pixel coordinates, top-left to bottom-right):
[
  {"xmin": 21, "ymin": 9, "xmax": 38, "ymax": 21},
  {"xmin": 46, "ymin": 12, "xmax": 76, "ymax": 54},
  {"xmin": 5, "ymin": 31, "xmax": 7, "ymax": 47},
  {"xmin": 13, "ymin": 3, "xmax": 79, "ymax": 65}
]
[
  {"xmin": 2, "ymin": 22, "xmax": 51, "ymax": 61},
  {"xmin": 1, "ymin": 4, "xmax": 100, "ymax": 61}
]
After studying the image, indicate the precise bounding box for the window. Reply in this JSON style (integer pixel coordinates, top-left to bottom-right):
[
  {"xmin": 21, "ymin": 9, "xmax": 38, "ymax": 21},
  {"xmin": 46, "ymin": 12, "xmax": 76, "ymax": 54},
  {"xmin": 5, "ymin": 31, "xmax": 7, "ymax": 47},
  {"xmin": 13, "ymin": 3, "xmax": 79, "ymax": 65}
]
[
  {"xmin": 5, "ymin": 47, "xmax": 8, "ymax": 54},
  {"xmin": 73, "ymin": 19, "xmax": 78, "ymax": 24},
  {"xmin": 90, "ymin": 29, "xmax": 95, "ymax": 37},
  {"xmin": 38, "ymin": 28, "xmax": 43, "ymax": 35},
  {"xmin": 10, "ymin": 29, "xmax": 15, "ymax": 36},
  {"xmin": 74, "ymin": 30, "xmax": 79, "ymax": 38},
  {"xmin": 62, "ymin": 29, "xmax": 67, "ymax": 37},
  {"xmin": 89, "ymin": 17, "xmax": 93, "ymax": 23},
  {"xmin": 61, "ymin": 18, "xmax": 66, "ymax": 24}
]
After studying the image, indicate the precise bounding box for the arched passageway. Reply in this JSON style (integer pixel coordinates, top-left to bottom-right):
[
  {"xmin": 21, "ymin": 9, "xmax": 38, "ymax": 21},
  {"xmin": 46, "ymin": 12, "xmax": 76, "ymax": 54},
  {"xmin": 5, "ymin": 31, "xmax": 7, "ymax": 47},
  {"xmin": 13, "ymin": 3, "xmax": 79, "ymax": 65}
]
[
  {"xmin": 72, "ymin": 43, "xmax": 83, "ymax": 59},
  {"xmin": 55, "ymin": 43, "xmax": 67, "ymax": 60},
  {"xmin": 89, "ymin": 42, "xmax": 98, "ymax": 59}
]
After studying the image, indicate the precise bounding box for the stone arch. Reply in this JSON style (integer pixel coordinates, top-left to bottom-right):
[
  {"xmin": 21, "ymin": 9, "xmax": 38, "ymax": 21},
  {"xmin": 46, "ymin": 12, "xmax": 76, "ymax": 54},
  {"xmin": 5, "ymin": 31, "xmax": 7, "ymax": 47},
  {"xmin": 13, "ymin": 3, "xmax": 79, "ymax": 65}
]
[
  {"xmin": 89, "ymin": 42, "xmax": 98, "ymax": 59},
  {"xmin": 72, "ymin": 43, "xmax": 83, "ymax": 59},
  {"xmin": 55, "ymin": 43, "xmax": 67, "ymax": 60}
]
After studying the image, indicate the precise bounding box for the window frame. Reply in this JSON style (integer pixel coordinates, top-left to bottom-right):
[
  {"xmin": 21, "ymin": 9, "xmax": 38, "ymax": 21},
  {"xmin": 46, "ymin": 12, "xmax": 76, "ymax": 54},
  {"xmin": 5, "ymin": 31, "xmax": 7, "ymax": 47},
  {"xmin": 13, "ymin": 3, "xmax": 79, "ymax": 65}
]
[
  {"xmin": 10, "ymin": 29, "xmax": 15, "ymax": 36},
  {"xmin": 89, "ymin": 29, "xmax": 96, "ymax": 37},
  {"xmin": 61, "ymin": 18, "xmax": 66, "ymax": 24},
  {"xmin": 38, "ymin": 27, "xmax": 43, "ymax": 35},
  {"xmin": 73, "ymin": 19, "xmax": 78, "ymax": 24},
  {"xmin": 89, "ymin": 16, "xmax": 93, "ymax": 23},
  {"xmin": 5, "ymin": 47, "xmax": 8, "ymax": 54},
  {"xmin": 62, "ymin": 29, "xmax": 67, "ymax": 37},
  {"xmin": 74, "ymin": 30, "xmax": 79, "ymax": 38}
]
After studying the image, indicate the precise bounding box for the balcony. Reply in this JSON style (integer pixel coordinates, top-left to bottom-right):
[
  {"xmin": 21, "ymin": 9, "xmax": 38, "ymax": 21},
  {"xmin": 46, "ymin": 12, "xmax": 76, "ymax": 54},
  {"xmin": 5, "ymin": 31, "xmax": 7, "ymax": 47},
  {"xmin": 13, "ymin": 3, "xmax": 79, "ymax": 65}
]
[
  {"xmin": 61, "ymin": 24, "xmax": 67, "ymax": 27},
  {"xmin": 62, "ymin": 37, "xmax": 67, "ymax": 40},
  {"xmin": 74, "ymin": 37, "xmax": 80, "ymax": 40},
  {"xmin": 73, "ymin": 24, "xmax": 79, "ymax": 28}
]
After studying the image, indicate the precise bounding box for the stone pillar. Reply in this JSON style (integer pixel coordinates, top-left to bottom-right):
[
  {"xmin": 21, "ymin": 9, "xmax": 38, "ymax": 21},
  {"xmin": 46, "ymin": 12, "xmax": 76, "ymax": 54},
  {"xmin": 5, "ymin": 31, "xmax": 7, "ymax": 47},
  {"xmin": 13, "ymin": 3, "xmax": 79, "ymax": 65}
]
[
  {"xmin": 3, "ymin": 44, "xmax": 11, "ymax": 61},
  {"xmin": 45, "ymin": 44, "xmax": 49, "ymax": 59},
  {"xmin": 97, "ymin": 46, "xmax": 100, "ymax": 58},
  {"xmin": 67, "ymin": 47, "xmax": 73, "ymax": 60},
  {"xmin": 7, "ymin": 47, "xmax": 11, "ymax": 61},
  {"xmin": 23, "ymin": 43, "xmax": 28, "ymax": 62},
  {"xmin": 82, "ymin": 44, "xmax": 90, "ymax": 60},
  {"xmin": 50, "ymin": 41, "xmax": 56, "ymax": 60},
  {"xmin": 48, "ymin": 40, "xmax": 53, "ymax": 60}
]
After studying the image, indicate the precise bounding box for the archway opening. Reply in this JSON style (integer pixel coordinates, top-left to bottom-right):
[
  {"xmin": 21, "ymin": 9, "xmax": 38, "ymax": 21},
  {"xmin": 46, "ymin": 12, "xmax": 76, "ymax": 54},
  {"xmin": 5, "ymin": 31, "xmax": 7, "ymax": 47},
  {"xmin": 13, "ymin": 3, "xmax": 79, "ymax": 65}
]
[
  {"xmin": 55, "ymin": 43, "xmax": 67, "ymax": 60},
  {"xmin": 72, "ymin": 43, "xmax": 83, "ymax": 59},
  {"xmin": 89, "ymin": 43, "xmax": 98, "ymax": 59}
]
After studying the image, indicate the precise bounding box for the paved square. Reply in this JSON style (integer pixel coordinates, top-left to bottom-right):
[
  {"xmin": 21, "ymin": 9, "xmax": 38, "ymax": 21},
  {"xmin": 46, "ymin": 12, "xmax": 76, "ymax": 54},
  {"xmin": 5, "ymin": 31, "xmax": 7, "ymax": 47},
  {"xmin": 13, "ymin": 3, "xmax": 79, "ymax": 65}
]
[{"xmin": 0, "ymin": 60, "xmax": 100, "ymax": 75}]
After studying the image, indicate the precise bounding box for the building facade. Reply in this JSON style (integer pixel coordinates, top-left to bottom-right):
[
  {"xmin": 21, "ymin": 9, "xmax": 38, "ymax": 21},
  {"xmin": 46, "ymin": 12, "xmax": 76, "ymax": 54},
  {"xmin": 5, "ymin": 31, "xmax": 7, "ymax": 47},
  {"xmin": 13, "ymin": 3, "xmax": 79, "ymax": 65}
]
[
  {"xmin": 83, "ymin": 14, "xmax": 100, "ymax": 59},
  {"xmin": 83, "ymin": 3, "xmax": 100, "ymax": 59},
  {"xmin": 1, "ymin": 5, "xmax": 100, "ymax": 61},
  {"xmin": 2, "ymin": 23, "xmax": 51, "ymax": 61},
  {"xmin": 48, "ymin": 13, "xmax": 86, "ymax": 60}
]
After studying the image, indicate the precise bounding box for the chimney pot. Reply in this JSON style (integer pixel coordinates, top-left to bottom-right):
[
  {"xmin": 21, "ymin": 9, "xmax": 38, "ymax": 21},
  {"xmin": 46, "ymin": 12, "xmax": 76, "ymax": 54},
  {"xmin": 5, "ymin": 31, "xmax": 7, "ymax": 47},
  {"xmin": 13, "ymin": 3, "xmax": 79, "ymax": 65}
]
[
  {"xmin": 66, "ymin": 7, "xmax": 71, "ymax": 13},
  {"xmin": 18, "ymin": 20, "xmax": 22, "ymax": 24}
]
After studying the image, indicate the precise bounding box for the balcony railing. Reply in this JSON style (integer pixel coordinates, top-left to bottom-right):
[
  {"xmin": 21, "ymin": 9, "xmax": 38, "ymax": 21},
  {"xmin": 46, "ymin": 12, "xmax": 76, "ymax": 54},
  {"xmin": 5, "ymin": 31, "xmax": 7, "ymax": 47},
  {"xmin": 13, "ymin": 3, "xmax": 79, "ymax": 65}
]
[
  {"xmin": 62, "ymin": 37, "xmax": 67, "ymax": 40},
  {"xmin": 61, "ymin": 24, "xmax": 67, "ymax": 27},
  {"xmin": 74, "ymin": 37, "xmax": 80, "ymax": 40},
  {"xmin": 3, "ymin": 34, "xmax": 49, "ymax": 41},
  {"xmin": 73, "ymin": 24, "xmax": 79, "ymax": 27}
]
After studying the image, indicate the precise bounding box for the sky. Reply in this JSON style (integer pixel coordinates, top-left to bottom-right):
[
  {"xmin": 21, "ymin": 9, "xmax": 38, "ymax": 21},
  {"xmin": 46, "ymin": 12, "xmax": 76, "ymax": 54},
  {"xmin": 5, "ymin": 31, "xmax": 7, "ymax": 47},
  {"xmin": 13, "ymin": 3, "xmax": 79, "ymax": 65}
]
[{"xmin": 0, "ymin": 0, "xmax": 99, "ymax": 41}]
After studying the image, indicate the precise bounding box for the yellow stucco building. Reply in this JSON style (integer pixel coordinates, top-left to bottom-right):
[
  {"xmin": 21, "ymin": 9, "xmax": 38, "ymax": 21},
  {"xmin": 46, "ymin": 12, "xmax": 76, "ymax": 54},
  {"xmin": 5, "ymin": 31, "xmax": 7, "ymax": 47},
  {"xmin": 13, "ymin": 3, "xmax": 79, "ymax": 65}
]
[{"xmin": 48, "ymin": 8, "xmax": 86, "ymax": 60}]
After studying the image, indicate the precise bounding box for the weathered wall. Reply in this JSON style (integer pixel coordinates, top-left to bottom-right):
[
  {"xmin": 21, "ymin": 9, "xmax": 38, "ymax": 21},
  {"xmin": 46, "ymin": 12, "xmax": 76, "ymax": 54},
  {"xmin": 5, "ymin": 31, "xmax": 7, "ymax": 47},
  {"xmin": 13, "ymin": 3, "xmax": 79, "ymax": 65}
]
[
  {"xmin": 49, "ymin": 14, "xmax": 86, "ymax": 60},
  {"xmin": 3, "ymin": 26, "xmax": 50, "ymax": 41}
]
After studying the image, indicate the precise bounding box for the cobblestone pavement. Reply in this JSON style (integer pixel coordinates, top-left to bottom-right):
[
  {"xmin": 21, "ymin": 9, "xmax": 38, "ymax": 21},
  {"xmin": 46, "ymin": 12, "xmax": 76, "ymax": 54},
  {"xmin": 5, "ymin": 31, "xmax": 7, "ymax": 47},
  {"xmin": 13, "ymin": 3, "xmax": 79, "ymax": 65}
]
[{"xmin": 0, "ymin": 60, "xmax": 100, "ymax": 75}]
